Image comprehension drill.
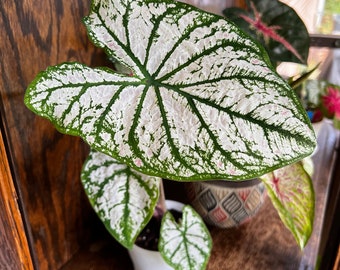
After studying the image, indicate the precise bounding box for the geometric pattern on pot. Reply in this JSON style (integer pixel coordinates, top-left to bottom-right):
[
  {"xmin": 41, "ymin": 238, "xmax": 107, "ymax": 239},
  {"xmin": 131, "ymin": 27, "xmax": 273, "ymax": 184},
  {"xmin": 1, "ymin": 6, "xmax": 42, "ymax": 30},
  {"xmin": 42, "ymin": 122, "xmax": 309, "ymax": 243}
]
[
  {"xmin": 190, "ymin": 180, "xmax": 266, "ymax": 228},
  {"xmin": 24, "ymin": 0, "xmax": 316, "ymax": 181}
]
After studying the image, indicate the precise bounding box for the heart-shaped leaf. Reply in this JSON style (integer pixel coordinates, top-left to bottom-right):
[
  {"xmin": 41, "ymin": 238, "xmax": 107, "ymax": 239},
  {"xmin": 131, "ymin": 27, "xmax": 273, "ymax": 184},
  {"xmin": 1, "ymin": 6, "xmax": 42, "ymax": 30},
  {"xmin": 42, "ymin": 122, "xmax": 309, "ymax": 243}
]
[
  {"xmin": 24, "ymin": 0, "xmax": 316, "ymax": 181},
  {"xmin": 159, "ymin": 205, "xmax": 212, "ymax": 270},
  {"xmin": 223, "ymin": 0, "xmax": 310, "ymax": 66},
  {"xmin": 81, "ymin": 150, "xmax": 160, "ymax": 249},
  {"xmin": 260, "ymin": 160, "xmax": 314, "ymax": 248}
]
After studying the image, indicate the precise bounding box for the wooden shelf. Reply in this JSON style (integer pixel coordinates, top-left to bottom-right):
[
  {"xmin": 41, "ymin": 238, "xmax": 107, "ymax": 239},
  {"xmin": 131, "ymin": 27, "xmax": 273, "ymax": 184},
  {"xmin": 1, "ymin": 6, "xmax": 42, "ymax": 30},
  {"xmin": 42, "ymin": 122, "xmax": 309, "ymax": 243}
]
[
  {"xmin": 61, "ymin": 238, "xmax": 133, "ymax": 270},
  {"xmin": 207, "ymin": 122, "xmax": 339, "ymax": 269},
  {"xmin": 59, "ymin": 121, "xmax": 340, "ymax": 270}
]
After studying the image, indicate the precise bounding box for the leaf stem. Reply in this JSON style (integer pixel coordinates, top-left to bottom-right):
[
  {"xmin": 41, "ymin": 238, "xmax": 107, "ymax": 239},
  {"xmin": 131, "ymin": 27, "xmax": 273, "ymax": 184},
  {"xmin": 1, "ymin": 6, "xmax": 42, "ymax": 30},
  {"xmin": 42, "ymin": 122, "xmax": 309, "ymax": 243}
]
[{"xmin": 154, "ymin": 180, "xmax": 167, "ymax": 221}]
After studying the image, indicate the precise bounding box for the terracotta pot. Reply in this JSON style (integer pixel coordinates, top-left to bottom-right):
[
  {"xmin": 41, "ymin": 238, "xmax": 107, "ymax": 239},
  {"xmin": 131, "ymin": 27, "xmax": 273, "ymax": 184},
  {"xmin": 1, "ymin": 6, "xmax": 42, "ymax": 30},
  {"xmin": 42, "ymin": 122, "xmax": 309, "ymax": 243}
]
[
  {"xmin": 186, "ymin": 179, "xmax": 266, "ymax": 228},
  {"xmin": 128, "ymin": 200, "xmax": 184, "ymax": 270}
]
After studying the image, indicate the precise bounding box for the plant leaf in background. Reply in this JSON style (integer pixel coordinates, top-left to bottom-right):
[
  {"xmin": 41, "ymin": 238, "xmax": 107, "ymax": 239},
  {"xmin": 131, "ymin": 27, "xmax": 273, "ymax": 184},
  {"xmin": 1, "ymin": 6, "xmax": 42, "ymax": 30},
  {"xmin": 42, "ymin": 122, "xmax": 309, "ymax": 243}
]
[
  {"xmin": 288, "ymin": 64, "xmax": 319, "ymax": 90},
  {"xmin": 223, "ymin": 0, "xmax": 310, "ymax": 67},
  {"xmin": 260, "ymin": 160, "xmax": 315, "ymax": 249},
  {"xmin": 24, "ymin": 0, "xmax": 316, "ymax": 181},
  {"xmin": 81, "ymin": 150, "xmax": 160, "ymax": 249},
  {"xmin": 159, "ymin": 205, "xmax": 212, "ymax": 270}
]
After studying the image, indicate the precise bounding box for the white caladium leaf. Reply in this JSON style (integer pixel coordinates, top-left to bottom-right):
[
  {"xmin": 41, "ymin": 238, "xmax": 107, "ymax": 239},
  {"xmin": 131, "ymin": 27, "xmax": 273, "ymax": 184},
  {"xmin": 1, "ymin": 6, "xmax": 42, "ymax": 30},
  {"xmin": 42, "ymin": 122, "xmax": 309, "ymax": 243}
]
[
  {"xmin": 260, "ymin": 161, "xmax": 315, "ymax": 249},
  {"xmin": 81, "ymin": 150, "xmax": 160, "ymax": 249},
  {"xmin": 159, "ymin": 205, "xmax": 212, "ymax": 270},
  {"xmin": 25, "ymin": 0, "xmax": 316, "ymax": 181}
]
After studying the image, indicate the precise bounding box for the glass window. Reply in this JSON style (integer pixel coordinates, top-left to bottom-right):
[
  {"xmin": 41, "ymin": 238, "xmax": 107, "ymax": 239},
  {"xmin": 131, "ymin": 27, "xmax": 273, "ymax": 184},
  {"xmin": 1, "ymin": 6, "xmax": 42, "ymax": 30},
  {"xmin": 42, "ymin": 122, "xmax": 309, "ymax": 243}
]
[
  {"xmin": 278, "ymin": 0, "xmax": 340, "ymax": 85},
  {"xmin": 280, "ymin": 0, "xmax": 340, "ymax": 35}
]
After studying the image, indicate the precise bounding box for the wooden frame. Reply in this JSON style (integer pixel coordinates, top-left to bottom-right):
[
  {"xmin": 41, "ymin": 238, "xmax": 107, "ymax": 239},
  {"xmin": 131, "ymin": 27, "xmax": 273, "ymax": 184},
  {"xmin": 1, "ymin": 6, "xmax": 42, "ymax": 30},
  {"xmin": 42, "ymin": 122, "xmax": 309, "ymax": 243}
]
[{"xmin": 0, "ymin": 130, "xmax": 33, "ymax": 269}]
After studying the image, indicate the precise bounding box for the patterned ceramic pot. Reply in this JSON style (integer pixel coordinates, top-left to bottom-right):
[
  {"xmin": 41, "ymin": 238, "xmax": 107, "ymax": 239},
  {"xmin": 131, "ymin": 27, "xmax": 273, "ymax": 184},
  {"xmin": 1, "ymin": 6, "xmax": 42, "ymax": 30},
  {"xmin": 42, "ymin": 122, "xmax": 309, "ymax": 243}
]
[{"xmin": 186, "ymin": 179, "xmax": 266, "ymax": 228}]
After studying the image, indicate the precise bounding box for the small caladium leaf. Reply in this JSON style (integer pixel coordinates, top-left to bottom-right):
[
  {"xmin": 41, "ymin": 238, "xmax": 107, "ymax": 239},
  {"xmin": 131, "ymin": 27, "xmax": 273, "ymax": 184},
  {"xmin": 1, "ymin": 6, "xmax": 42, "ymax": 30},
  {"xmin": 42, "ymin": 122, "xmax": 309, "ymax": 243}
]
[
  {"xmin": 260, "ymin": 161, "xmax": 315, "ymax": 249},
  {"xmin": 81, "ymin": 150, "xmax": 160, "ymax": 249},
  {"xmin": 223, "ymin": 0, "xmax": 310, "ymax": 66},
  {"xmin": 159, "ymin": 205, "xmax": 212, "ymax": 270},
  {"xmin": 25, "ymin": 0, "xmax": 316, "ymax": 181}
]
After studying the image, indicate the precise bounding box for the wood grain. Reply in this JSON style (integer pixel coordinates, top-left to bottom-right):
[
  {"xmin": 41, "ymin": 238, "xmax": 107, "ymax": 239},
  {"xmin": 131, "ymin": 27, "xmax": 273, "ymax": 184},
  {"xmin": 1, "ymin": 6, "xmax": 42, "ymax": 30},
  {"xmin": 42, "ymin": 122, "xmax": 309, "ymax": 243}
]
[
  {"xmin": 207, "ymin": 200, "xmax": 302, "ymax": 270},
  {"xmin": 61, "ymin": 122, "xmax": 339, "ymax": 270},
  {"xmin": 0, "ymin": 130, "xmax": 34, "ymax": 269},
  {"xmin": 0, "ymin": 0, "xmax": 110, "ymax": 269}
]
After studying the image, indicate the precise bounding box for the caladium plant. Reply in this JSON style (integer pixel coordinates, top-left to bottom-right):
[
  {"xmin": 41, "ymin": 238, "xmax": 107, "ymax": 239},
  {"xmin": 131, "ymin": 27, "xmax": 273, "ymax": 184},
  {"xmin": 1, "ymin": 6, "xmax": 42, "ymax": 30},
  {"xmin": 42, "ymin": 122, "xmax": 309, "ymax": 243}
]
[
  {"xmin": 223, "ymin": 0, "xmax": 310, "ymax": 67},
  {"xmin": 261, "ymin": 159, "xmax": 315, "ymax": 249},
  {"xmin": 24, "ymin": 0, "xmax": 316, "ymax": 269}
]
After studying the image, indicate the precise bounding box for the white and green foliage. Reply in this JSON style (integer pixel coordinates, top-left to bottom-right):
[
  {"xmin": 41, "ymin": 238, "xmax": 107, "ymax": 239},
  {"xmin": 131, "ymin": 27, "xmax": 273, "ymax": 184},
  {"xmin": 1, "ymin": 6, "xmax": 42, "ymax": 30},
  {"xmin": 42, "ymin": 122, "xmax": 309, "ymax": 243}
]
[
  {"xmin": 159, "ymin": 205, "xmax": 212, "ymax": 270},
  {"xmin": 81, "ymin": 150, "xmax": 212, "ymax": 269},
  {"xmin": 24, "ymin": 0, "xmax": 317, "ymax": 268},
  {"xmin": 81, "ymin": 150, "xmax": 160, "ymax": 249},
  {"xmin": 261, "ymin": 159, "xmax": 314, "ymax": 249},
  {"xmin": 25, "ymin": 0, "xmax": 316, "ymax": 182}
]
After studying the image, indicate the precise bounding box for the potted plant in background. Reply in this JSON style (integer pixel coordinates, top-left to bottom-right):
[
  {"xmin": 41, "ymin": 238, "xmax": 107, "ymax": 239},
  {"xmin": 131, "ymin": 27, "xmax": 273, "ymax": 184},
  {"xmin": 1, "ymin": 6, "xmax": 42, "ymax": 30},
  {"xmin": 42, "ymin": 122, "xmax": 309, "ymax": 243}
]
[
  {"xmin": 223, "ymin": 0, "xmax": 340, "ymax": 131},
  {"xmin": 296, "ymin": 79, "xmax": 340, "ymax": 129},
  {"xmin": 24, "ymin": 0, "xmax": 316, "ymax": 269},
  {"xmin": 315, "ymin": 82, "xmax": 340, "ymax": 128}
]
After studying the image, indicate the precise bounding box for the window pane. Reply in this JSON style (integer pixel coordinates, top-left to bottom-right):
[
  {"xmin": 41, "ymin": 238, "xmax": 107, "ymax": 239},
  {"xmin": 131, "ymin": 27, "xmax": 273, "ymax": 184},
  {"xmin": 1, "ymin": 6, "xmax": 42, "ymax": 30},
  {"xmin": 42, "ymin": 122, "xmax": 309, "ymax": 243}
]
[
  {"xmin": 277, "ymin": 0, "xmax": 339, "ymax": 85},
  {"xmin": 281, "ymin": 0, "xmax": 340, "ymax": 35},
  {"xmin": 318, "ymin": 0, "xmax": 340, "ymax": 34}
]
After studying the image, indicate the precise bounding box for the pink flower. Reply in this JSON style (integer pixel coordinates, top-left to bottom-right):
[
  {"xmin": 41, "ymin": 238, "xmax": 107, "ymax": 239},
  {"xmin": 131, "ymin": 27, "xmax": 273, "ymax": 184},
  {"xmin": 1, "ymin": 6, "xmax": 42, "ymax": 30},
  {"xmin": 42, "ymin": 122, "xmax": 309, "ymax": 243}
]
[{"xmin": 322, "ymin": 87, "xmax": 340, "ymax": 118}]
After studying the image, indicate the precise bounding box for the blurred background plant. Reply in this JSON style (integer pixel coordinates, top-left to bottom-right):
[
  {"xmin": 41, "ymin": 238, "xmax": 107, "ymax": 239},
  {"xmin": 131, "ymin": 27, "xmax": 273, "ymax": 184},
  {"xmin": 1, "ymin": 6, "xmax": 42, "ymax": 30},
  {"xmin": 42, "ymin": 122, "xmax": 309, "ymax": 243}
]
[
  {"xmin": 223, "ymin": 0, "xmax": 340, "ymax": 130},
  {"xmin": 295, "ymin": 78, "xmax": 340, "ymax": 128},
  {"xmin": 223, "ymin": 0, "xmax": 310, "ymax": 68}
]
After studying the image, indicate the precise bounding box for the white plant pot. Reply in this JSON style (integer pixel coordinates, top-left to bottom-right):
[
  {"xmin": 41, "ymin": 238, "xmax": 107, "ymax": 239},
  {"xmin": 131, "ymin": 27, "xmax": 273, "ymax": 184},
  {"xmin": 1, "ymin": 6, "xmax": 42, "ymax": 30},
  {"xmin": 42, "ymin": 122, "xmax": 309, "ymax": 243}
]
[
  {"xmin": 128, "ymin": 200, "xmax": 184, "ymax": 270},
  {"xmin": 312, "ymin": 119, "xmax": 324, "ymax": 138},
  {"xmin": 310, "ymin": 119, "xmax": 326, "ymax": 156}
]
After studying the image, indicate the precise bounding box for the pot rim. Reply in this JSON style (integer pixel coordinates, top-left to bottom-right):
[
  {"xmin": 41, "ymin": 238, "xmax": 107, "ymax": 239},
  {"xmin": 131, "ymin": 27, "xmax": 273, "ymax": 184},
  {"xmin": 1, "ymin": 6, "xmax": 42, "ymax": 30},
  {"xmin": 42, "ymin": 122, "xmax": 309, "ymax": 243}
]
[{"xmin": 197, "ymin": 178, "xmax": 261, "ymax": 188}]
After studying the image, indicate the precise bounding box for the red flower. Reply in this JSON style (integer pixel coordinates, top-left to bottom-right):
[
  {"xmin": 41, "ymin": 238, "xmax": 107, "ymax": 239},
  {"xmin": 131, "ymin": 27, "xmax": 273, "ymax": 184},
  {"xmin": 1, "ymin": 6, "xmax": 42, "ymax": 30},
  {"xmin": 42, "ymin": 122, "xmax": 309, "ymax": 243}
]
[{"xmin": 322, "ymin": 87, "xmax": 340, "ymax": 118}]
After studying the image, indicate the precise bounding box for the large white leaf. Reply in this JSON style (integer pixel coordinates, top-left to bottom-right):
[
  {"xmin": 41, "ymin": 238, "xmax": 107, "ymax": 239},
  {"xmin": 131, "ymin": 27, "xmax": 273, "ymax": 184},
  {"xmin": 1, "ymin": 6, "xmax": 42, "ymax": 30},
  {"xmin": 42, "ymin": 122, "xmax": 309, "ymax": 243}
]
[
  {"xmin": 260, "ymin": 160, "xmax": 315, "ymax": 249},
  {"xmin": 81, "ymin": 150, "xmax": 160, "ymax": 249},
  {"xmin": 159, "ymin": 205, "xmax": 212, "ymax": 270},
  {"xmin": 25, "ymin": 0, "xmax": 316, "ymax": 181}
]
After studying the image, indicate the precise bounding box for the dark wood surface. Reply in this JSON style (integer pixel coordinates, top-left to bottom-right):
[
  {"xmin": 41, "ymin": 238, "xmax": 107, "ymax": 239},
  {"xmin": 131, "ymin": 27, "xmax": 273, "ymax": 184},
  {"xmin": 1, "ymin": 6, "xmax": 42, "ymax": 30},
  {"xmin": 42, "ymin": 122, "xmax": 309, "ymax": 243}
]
[
  {"xmin": 209, "ymin": 124, "xmax": 339, "ymax": 270},
  {"xmin": 0, "ymin": 130, "xmax": 34, "ymax": 269},
  {"xmin": 0, "ymin": 1, "xmax": 109, "ymax": 269},
  {"xmin": 59, "ymin": 122, "xmax": 340, "ymax": 270},
  {"xmin": 301, "ymin": 121, "xmax": 339, "ymax": 269},
  {"xmin": 198, "ymin": 121, "xmax": 339, "ymax": 270}
]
